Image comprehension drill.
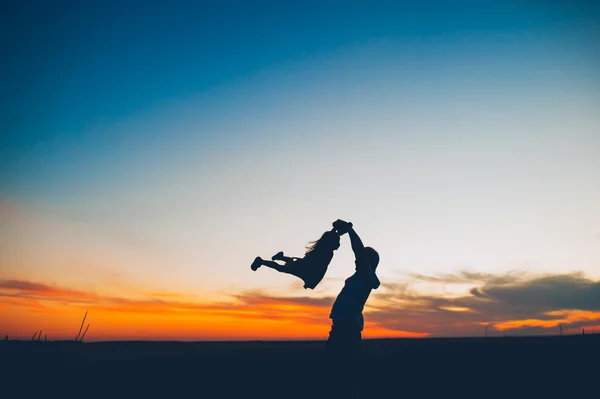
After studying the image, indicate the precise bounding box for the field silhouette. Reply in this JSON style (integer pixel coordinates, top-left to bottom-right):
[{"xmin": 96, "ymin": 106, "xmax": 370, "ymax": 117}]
[{"xmin": 2, "ymin": 335, "xmax": 598, "ymax": 398}]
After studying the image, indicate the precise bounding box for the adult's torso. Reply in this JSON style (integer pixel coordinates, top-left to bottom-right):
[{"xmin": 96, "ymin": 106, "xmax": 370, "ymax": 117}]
[{"xmin": 329, "ymin": 271, "xmax": 373, "ymax": 330}]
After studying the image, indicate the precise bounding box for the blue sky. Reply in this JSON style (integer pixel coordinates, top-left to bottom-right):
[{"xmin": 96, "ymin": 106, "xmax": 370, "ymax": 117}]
[
  {"xmin": 1, "ymin": 1, "xmax": 600, "ymax": 339},
  {"xmin": 4, "ymin": 1, "xmax": 598, "ymax": 159}
]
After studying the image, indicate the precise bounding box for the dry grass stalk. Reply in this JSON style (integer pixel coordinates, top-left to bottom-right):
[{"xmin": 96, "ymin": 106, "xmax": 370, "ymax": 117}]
[
  {"xmin": 76, "ymin": 311, "xmax": 88, "ymax": 341},
  {"xmin": 80, "ymin": 324, "xmax": 91, "ymax": 342}
]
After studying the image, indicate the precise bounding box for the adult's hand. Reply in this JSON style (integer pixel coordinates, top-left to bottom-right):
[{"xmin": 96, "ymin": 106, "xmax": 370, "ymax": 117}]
[{"xmin": 333, "ymin": 219, "xmax": 353, "ymax": 235}]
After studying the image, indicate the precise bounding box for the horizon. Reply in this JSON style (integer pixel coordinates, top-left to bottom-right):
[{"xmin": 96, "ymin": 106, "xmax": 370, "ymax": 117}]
[
  {"xmin": 7, "ymin": 328, "xmax": 598, "ymax": 343},
  {"xmin": 2, "ymin": 1, "xmax": 599, "ymax": 341}
]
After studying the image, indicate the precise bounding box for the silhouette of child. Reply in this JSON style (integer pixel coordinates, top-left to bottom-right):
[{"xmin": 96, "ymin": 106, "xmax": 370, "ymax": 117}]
[{"xmin": 250, "ymin": 228, "xmax": 343, "ymax": 289}]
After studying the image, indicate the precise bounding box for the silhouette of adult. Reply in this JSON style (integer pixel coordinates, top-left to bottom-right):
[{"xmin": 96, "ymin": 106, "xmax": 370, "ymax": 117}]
[{"xmin": 325, "ymin": 219, "xmax": 380, "ymax": 398}]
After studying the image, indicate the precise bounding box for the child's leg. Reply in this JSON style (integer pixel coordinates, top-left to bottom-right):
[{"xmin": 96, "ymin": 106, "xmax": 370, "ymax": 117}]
[
  {"xmin": 263, "ymin": 260, "xmax": 298, "ymax": 275},
  {"xmin": 261, "ymin": 259, "xmax": 287, "ymax": 272},
  {"xmin": 271, "ymin": 251, "xmax": 300, "ymax": 263},
  {"xmin": 254, "ymin": 258, "xmax": 303, "ymax": 278}
]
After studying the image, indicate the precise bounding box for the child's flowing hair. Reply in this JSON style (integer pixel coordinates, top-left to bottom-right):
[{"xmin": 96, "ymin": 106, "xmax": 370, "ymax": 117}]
[{"xmin": 305, "ymin": 230, "xmax": 338, "ymax": 256}]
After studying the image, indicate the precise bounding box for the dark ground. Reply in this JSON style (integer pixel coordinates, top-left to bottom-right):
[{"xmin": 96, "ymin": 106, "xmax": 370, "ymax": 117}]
[{"xmin": 1, "ymin": 335, "xmax": 598, "ymax": 398}]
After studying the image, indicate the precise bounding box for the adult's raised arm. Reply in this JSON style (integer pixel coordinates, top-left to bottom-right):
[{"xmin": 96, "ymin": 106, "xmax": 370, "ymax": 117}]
[{"xmin": 335, "ymin": 220, "xmax": 380, "ymax": 289}]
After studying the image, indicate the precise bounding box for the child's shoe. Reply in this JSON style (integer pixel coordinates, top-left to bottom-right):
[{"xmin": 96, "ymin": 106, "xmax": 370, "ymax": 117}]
[{"xmin": 251, "ymin": 257, "xmax": 262, "ymax": 271}]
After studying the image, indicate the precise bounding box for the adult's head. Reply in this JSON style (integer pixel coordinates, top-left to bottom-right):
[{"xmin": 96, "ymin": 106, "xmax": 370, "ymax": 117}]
[{"xmin": 365, "ymin": 247, "xmax": 380, "ymax": 270}]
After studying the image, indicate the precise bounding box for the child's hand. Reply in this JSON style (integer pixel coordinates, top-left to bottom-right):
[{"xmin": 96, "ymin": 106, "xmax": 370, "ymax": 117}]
[{"xmin": 333, "ymin": 219, "xmax": 352, "ymax": 234}]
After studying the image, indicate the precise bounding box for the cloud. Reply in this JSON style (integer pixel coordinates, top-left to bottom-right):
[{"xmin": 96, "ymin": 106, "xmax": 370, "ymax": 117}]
[
  {"xmin": 234, "ymin": 290, "xmax": 334, "ymax": 308},
  {"xmin": 0, "ymin": 279, "xmax": 98, "ymax": 303},
  {"xmin": 369, "ymin": 271, "xmax": 600, "ymax": 336},
  {"xmin": 475, "ymin": 273, "xmax": 600, "ymax": 312},
  {"xmin": 2, "ymin": 272, "xmax": 599, "ymax": 338},
  {"xmin": 139, "ymin": 292, "xmax": 189, "ymax": 299},
  {"xmin": 0, "ymin": 279, "xmax": 334, "ymax": 324},
  {"xmin": 410, "ymin": 270, "xmax": 526, "ymax": 285}
]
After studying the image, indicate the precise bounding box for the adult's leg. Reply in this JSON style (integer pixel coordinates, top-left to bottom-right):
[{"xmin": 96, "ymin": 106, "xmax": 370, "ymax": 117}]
[
  {"xmin": 349, "ymin": 330, "xmax": 362, "ymax": 398},
  {"xmin": 325, "ymin": 322, "xmax": 361, "ymax": 398}
]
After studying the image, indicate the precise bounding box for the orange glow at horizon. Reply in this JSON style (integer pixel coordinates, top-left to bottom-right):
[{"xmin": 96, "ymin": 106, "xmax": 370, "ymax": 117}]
[
  {"xmin": 0, "ymin": 286, "xmax": 427, "ymax": 341},
  {"xmin": 493, "ymin": 310, "xmax": 600, "ymax": 331},
  {"xmin": 4, "ymin": 278, "xmax": 599, "ymax": 341},
  {"xmin": 1, "ymin": 303, "xmax": 425, "ymax": 341}
]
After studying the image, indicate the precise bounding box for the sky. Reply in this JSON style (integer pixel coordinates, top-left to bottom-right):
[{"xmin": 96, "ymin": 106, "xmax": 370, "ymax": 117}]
[{"xmin": 1, "ymin": 0, "xmax": 599, "ymax": 341}]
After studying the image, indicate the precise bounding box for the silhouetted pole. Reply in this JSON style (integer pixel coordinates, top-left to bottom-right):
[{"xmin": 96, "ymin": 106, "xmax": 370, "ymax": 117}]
[
  {"xmin": 582, "ymin": 328, "xmax": 585, "ymax": 336},
  {"xmin": 76, "ymin": 311, "xmax": 88, "ymax": 341},
  {"xmin": 559, "ymin": 324, "xmax": 562, "ymax": 336},
  {"xmin": 31, "ymin": 332, "xmax": 38, "ymax": 341},
  {"xmin": 45, "ymin": 334, "xmax": 47, "ymax": 342},
  {"xmin": 38, "ymin": 330, "xmax": 42, "ymax": 341}
]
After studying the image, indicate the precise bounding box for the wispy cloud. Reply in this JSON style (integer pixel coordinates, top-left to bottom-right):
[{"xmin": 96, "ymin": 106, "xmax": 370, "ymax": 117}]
[
  {"xmin": 0, "ymin": 280, "xmax": 98, "ymax": 304},
  {"xmin": 0, "ymin": 279, "xmax": 334, "ymax": 324},
  {"xmin": 409, "ymin": 270, "xmax": 526, "ymax": 286}
]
